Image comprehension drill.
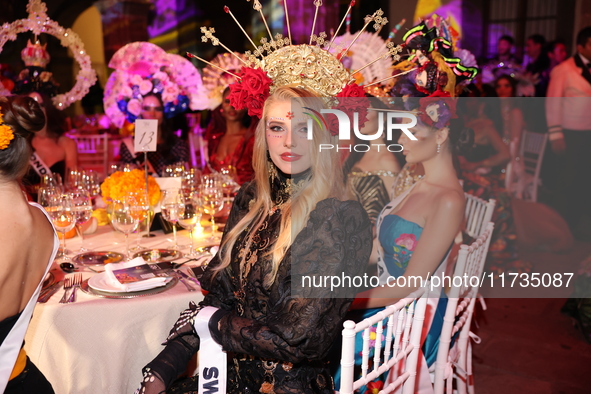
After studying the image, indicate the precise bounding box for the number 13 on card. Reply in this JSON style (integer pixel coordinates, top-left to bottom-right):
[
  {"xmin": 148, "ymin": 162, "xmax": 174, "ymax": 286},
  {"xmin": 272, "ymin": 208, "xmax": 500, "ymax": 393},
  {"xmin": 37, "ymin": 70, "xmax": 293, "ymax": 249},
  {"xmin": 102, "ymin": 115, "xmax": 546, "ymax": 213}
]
[{"xmin": 134, "ymin": 119, "xmax": 158, "ymax": 152}]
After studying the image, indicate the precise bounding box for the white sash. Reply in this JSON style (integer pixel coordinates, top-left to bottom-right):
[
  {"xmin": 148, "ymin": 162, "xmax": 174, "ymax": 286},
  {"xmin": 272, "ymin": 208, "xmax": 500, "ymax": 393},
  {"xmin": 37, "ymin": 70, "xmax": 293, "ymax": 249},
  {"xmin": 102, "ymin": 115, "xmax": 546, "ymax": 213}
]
[
  {"xmin": 194, "ymin": 306, "xmax": 227, "ymax": 394},
  {"xmin": 29, "ymin": 151, "xmax": 53, "ymax": 177}
]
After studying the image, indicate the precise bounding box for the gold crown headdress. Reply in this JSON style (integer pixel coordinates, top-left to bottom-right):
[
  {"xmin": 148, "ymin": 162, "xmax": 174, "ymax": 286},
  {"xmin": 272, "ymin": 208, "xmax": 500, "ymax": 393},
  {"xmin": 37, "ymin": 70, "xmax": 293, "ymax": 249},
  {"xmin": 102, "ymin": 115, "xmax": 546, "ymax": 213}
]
[{"xmin": 187, "ymin": 0, "xmax": 406, "ymax": 119}]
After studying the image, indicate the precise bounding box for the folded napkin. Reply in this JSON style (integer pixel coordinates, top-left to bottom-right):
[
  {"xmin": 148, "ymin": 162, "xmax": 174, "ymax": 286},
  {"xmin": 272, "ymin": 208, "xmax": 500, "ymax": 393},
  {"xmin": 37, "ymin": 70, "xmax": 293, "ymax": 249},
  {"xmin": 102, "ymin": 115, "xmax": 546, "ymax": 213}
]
[{"xmin": 104, "ymin": 257, "xmax": 170, "ymax": 292}]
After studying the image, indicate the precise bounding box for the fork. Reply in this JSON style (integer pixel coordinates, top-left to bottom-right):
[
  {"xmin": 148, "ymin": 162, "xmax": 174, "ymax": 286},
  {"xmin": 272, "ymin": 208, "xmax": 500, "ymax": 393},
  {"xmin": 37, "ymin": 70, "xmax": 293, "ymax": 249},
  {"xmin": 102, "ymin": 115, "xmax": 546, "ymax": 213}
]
[
  {"xmin": 59, "ymin": 277, "xmax": 72, "ymax": 304},
  {"xmin": 174, "ymin": 271, "xmax": 195, "ymax": 292},
  {"xmin": 67, "ymin": 274, "xmax": 82, "ymax": 303}
]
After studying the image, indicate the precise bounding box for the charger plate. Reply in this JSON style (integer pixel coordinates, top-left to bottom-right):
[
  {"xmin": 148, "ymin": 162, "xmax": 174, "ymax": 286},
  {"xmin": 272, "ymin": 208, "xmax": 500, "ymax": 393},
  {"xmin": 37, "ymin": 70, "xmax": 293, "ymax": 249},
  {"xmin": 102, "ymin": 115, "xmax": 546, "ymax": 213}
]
[
  {"xmin": 80, "ymin": 277, "xmax": 178, "ymax": 299},
  {"xmin": 132, "ymin": 249, "xmax": 183, "ymax": 262},
  {"xmin": 73, "ymin": 251, "xmax": 125, "ymax": 266}
]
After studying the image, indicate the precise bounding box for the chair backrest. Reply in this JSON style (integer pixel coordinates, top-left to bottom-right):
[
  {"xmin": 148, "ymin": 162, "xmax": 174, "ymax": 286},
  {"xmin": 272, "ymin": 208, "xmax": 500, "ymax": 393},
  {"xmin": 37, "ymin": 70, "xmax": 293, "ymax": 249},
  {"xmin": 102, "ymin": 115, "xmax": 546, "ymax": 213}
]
[
  {"xmin": 339, "ymin": 288, "xmax": 428, "ymax": 394},
  {"xmin": 188, "ymin": 128, "xmax": 208, "ymax": 170},
  {"xmin": 463, "ymin": 193, "xmax": 496, "ymax": 238},
  {"xmin": 519, "ymin": 130, "xmax": 547, "ymax": 202},
  {"xmin": 70, "ymin": 134, "xmax": 109, "ymax": 180},
  {"xmin": 433, "ymin": 222, "xmax": 494, "ymax": 394}
]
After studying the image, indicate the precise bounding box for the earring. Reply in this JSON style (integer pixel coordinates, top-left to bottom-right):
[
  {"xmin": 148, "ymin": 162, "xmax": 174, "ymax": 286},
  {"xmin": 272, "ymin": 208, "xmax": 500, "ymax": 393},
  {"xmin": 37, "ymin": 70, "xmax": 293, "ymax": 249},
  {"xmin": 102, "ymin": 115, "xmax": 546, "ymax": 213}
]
[{"xmin": 436, "ymin": 143, "xmax": 441, "ymax": 153}]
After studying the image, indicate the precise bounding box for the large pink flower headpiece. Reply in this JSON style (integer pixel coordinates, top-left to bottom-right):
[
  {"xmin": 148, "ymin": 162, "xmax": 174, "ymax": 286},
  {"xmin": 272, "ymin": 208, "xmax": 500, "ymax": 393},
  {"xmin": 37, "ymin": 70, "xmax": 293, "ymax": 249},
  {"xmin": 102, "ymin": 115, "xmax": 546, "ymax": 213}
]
[{"xmin": 104, "ymin": 42, "xmax": 208, "ymax": 127}]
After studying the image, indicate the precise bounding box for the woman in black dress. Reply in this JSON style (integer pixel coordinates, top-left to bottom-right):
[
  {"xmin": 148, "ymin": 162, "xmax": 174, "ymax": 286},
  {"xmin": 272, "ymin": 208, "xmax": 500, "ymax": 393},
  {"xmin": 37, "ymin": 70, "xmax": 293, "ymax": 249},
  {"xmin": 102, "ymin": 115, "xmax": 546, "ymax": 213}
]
[{"xmin": 136, "ymin": 86, "xmax": 372, "ymax": 394}]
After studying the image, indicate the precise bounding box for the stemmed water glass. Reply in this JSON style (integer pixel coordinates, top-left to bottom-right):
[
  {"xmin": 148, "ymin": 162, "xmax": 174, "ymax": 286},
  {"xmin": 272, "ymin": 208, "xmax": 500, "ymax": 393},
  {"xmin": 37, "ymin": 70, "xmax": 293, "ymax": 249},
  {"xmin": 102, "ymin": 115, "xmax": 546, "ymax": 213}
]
[
  {"xmin": 127, "ymin": 192, "xmax": 151, "ymax": 251},
  {"xmin": 47, "ymin": 193, "xmax": 76, "ymax": 261},
  {"xmin": 110, "ymin": 198, "xmax": 141, "ymax": 260},
  {"xmin": 200, "ymin": 177, "xmax": 224, "ymax": 241},
  {"xmin": 69, "ymin": 190, "xmax": 93, "ymax": 253},
  {"xmin": 177, "ymin": 191, "xmax": 203, "ymax": 257},
  {"xmin": 160, "ymin": 189, "xmax": 184, "ymax": 249}
]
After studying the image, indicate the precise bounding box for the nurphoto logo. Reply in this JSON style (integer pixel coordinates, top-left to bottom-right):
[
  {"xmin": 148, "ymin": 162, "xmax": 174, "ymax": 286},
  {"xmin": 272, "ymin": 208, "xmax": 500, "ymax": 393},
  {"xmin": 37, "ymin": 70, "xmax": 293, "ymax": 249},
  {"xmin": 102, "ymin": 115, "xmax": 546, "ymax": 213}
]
[{"xmin": 303, "ymin": 107, "xmax": 418, "ymax": 152}]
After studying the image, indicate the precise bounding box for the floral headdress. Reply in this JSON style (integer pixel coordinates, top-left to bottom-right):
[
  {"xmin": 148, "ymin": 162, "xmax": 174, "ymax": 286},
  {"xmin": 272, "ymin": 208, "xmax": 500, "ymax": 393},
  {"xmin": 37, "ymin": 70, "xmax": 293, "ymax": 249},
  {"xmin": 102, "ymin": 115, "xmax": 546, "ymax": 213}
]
[
  {"xmin": 418, "ymin": 93, "xmax": 458, "ymax": 129},
  {"xmin": 402, "ymin": 17, "xmax": 478, "ymax": 97},
  {"xmin": 187, "ymin": 1, "xmax": 406, "ymax": 135},
  {"xmin": 0, "ymin": 0, "xmax": 97, "ymax": 110},
  {"xmin": 0, "ymin": 111, "xmax": 15, "ymax": 150},
  {"xmin": 104, "ymin": 42, "xmax": 208, "ymax": 127}
]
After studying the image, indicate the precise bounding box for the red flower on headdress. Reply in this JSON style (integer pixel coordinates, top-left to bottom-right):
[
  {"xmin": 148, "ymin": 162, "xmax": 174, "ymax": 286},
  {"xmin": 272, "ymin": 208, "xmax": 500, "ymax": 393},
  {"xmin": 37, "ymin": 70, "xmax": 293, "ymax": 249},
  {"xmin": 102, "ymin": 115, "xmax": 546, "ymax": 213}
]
[
  {"xmin": 418, "ymin": 92, "xmax": 457, "ymax": 128},
  {"xmin": 227, "ymin": 67, "xmax": 272, "ymax": 118},
  {"xmin": 328, "ymin": 83, "xmax": 370, "ymax": 136}
]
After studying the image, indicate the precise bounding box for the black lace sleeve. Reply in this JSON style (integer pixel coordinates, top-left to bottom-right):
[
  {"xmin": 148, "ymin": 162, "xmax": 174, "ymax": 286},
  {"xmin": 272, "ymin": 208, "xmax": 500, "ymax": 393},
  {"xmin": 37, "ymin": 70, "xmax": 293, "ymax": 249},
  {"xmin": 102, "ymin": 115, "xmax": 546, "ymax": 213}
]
[
  {"xmin": 200, "ymin": 182, "xmax": 256, "ymax": 310},
  {"xmin": 207, "ymin": 199, "xmax": 372, "ymax": 363}
]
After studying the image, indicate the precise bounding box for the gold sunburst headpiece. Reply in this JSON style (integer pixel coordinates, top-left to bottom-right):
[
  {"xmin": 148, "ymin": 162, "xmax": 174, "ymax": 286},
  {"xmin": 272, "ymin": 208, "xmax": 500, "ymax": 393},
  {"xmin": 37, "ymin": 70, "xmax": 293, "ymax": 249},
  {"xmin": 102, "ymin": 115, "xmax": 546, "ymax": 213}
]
[{"xmin": 187, "ymin": 0, "xmax": 406, "ymax": 119}]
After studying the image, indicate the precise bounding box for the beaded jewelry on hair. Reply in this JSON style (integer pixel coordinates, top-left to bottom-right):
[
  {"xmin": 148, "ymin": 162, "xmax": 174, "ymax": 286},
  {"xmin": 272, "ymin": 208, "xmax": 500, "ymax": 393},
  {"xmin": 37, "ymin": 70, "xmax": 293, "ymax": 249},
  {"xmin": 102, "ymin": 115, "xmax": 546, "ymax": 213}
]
[{"xmin": 0, "ymin": 112, "xmax": 15, "ymax": 150}]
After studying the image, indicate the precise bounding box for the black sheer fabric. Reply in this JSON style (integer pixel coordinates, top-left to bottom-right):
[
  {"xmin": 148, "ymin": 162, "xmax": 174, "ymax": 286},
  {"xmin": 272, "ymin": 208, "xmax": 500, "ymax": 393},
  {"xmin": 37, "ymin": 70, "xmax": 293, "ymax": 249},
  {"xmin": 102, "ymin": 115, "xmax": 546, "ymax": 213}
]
[{"xmin": 139, "ymin": 166, "xmax": 372, "ymax": 394}]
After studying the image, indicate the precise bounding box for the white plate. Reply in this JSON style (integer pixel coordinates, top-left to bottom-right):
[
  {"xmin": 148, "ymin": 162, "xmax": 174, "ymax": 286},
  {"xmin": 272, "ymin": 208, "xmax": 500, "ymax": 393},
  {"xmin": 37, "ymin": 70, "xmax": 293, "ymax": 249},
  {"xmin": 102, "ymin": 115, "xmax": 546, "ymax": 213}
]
[{"xmin": 88, "ymin": 272, "xmax": 167, "ymax": 293}]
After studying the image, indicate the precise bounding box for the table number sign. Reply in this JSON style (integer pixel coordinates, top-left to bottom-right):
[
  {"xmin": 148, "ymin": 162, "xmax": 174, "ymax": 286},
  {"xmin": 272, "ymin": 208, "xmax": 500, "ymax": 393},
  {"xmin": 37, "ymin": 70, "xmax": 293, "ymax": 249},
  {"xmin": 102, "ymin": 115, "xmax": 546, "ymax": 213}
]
[{"xmin": 134, "ymin": 119, "xmax": 158, "ymax": 152}]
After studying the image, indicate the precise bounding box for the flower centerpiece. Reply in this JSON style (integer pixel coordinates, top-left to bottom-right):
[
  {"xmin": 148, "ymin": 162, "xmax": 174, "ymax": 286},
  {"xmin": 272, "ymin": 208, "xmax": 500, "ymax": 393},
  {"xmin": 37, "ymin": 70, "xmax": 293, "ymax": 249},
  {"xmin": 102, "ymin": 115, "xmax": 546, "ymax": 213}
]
[{"xmin": 100, "ymin": 169, "xmax": 161, "ymax": 206}]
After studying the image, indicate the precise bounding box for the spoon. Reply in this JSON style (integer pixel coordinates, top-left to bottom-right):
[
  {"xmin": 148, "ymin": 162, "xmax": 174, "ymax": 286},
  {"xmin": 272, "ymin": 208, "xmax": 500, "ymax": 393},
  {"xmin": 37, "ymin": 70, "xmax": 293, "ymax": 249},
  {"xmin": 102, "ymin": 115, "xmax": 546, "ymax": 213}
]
[{"xmin": 59, "ymin": 262, "xmax": 78, "ymax": 273}]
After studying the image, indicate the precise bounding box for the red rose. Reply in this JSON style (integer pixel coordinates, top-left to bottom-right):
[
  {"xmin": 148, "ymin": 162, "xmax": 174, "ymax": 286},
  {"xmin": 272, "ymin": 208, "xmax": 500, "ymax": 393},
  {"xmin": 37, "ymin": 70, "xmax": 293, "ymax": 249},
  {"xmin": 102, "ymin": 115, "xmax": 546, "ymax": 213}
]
[
  {"xmin": 241, "ymin": 67, "xmax": 272, "ymax": 96},
  {"xmin": 327, "ymin": 116, "xmax": 340, "ymax": 136},
  {"xmin": 336, "ymin": 83, "xmax": 371, "ymax": 129},
  {"xmin": 338, "ymin": 83, "xmax": 366, "ymax": 98},
  {"xmin": 244, "ymin": 93, "xmax": 266, "ymax": 118},
  {"xmin": 227, "ymin": 83, "xmax": 248, "ymax": 112}
]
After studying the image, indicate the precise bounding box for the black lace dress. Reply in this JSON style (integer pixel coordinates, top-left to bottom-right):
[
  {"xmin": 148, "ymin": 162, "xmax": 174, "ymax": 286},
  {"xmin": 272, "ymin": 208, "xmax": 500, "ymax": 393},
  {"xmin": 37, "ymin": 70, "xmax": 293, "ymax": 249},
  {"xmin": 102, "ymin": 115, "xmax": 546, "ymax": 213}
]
[{"xmin": 146, "ymin": 170, "xmax": 373, "ymax": 394}]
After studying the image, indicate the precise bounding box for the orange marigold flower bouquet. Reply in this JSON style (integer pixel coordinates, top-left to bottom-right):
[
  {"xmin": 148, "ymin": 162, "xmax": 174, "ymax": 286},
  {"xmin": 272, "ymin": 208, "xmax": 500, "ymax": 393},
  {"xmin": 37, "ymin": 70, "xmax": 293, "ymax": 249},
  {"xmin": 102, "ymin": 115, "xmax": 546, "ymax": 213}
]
[{"xmin": 100, "ymin": 169, "xmax": 161, "ymax": 206}]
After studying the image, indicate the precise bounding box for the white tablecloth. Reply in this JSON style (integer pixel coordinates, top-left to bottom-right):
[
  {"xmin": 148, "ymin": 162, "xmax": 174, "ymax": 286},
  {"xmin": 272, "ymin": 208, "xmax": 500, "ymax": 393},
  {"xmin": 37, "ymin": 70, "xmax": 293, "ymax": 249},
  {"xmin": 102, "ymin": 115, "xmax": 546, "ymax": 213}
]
[{"xmin": 25, "ymin": 225, "xmax": 212, "ymax": 394}]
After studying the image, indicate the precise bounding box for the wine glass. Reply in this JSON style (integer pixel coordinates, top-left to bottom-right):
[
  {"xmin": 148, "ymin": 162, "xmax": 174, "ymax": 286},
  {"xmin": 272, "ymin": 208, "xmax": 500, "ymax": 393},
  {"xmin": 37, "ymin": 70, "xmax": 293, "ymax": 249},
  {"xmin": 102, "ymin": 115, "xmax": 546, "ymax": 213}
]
[
  {"xmin": 40, "ymin": 173, "xmax": 63, "ymax": 192},
  {"xmin": 65, "ymin": 169, "xmax": 82, "ymax": 191},
  {"xmin": 160, "ymin": 189, "xmax": 184, "ymax": 249},
  {"xmin": 127, "ymin": 191, "xmax": 150, "ymax": 251},
  {"xmin": 177, "ymin": 191, "xmax": 203, "ymax": 257},
  {"xmin": 38, "ymin": 185, "xmax": 60, "ymax": 208},
  {"xmin": 69, "ymin": 190, "xmax": 93, "ymax": 253},
  {"xmin": 181, "ymin": 168, "xmax": 202, "ymax": 194},
  {"xmin": 47, "ymin": 193, "xmax": 76, "ymax": 261},
  {"xmin": 110, "ymin": 199, "xmax": 140, "ymax": 260},
  {"xmin": 80, "ymin": 170, "xmax": 101, "ymax": 199},
  {"xmin": 199, "ymin": 181, "xmax": 224, "ymax": 241}
]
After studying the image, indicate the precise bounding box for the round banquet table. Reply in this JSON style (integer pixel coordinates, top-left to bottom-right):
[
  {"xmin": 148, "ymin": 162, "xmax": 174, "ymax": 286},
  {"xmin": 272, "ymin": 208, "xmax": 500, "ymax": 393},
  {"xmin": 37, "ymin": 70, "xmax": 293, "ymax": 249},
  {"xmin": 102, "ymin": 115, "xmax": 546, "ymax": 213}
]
[{"xmin": 25, "ymin": 224, "xmax": 214, "ymax": 394}]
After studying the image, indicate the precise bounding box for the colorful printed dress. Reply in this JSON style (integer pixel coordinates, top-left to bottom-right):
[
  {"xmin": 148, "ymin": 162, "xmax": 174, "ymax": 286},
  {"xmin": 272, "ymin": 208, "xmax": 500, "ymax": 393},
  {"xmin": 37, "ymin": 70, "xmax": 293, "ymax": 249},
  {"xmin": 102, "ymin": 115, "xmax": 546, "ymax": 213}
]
[{"xmin": 333, "ymin": 182, "xmax": 447, "ymax": 392}]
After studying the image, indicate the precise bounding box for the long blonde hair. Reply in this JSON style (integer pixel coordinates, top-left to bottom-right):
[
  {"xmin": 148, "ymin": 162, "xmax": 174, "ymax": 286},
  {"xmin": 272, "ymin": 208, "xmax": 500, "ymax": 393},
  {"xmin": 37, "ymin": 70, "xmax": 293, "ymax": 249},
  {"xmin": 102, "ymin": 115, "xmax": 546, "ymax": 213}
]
[{"xmin": 214, "ymin": 86, "xmax": 345, "ymax": 287}]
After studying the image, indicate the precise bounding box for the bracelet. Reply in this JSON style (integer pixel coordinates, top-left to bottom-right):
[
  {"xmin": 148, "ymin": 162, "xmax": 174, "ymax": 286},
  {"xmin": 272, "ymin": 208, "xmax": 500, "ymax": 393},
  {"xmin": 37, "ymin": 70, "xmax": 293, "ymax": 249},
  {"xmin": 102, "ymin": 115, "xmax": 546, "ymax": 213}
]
[{"xmin": 548, "ymin": 131, "xmax": 564, "ymax": 141}]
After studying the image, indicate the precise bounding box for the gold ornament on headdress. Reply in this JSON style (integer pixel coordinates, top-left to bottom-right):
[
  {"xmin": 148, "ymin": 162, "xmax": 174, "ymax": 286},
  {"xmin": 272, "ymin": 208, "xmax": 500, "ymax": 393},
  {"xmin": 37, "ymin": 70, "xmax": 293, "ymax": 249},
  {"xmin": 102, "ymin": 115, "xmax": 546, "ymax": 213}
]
[{"xmin": 188, "ymin": 1, "xmax": 406, "ymax": 99}]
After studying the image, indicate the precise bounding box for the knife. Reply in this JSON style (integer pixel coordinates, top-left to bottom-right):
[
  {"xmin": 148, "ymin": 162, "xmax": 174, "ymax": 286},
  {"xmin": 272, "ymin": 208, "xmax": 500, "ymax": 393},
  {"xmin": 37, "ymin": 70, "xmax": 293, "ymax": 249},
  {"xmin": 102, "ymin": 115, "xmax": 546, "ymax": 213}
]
[
  {"xmin": 38, "ymin": 281, "xmax": 63, "ymax": 303},
  {"xmin": 174, "ymin": 269, "xmax": 201, "ymax": 287}
]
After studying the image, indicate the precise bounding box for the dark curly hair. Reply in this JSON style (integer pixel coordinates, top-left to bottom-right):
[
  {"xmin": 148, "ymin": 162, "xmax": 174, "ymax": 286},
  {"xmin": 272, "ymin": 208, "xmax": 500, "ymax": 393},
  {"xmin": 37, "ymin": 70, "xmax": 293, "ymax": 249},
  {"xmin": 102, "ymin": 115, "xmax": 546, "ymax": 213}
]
[{"xmin": 0, "ymin": 95, "xmax": 46, "ymax": 180}]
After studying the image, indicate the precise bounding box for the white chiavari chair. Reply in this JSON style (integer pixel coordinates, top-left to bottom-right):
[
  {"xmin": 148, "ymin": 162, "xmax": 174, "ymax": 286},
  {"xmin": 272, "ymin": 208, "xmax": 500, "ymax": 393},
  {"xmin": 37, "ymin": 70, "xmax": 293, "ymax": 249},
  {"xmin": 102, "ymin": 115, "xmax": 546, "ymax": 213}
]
[
  {"xmin": 518, "ymin": 131, "xmax": 547, "ymax": 202},
  {"xmin": 70, "ymin": 134, "xmax": 109, "ymax": 180},
  {"xmin": 339, "ymin": 287, "xmax": 428, "ymax": 394},
  {"xmin": 433, "ymin": 222, "xmax": 494, "ymax": 394},
  {"xmin": 463, "ymin": 193, "xmax": 496, "ymax": 239}
]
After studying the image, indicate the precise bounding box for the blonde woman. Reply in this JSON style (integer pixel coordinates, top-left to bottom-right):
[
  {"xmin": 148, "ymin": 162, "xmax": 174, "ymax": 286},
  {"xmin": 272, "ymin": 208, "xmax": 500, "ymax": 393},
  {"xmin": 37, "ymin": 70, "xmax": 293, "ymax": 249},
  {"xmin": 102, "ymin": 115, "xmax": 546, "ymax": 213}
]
[{"xmin": 137, "ymin": 87, "xmax": 372, "ymax": 394}]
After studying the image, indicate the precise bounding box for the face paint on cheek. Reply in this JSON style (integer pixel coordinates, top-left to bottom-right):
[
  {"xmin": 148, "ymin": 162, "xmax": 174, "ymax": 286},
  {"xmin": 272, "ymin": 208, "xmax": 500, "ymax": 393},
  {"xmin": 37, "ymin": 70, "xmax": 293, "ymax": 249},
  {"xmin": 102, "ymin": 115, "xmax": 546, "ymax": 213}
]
[{"xmin": 266, "ymin": 133, "xmax": 283, "ymax": 139}]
